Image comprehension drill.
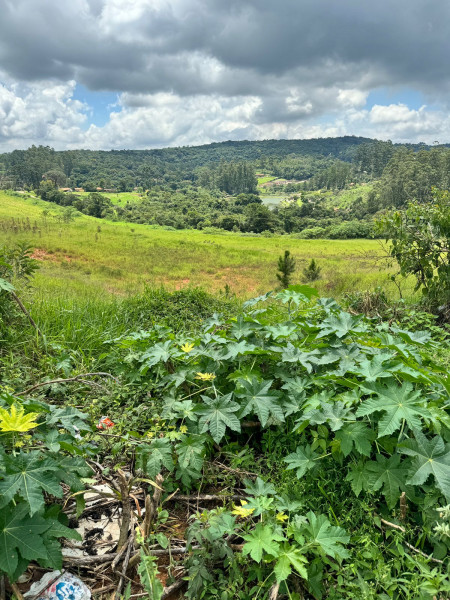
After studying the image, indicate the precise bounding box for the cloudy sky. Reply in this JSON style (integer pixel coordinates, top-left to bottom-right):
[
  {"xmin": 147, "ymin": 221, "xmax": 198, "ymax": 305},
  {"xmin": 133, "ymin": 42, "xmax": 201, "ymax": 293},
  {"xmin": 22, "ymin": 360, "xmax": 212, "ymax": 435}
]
[{"xmin": 1, "ymin": 0, "xmax": 450, "ymax": 151}]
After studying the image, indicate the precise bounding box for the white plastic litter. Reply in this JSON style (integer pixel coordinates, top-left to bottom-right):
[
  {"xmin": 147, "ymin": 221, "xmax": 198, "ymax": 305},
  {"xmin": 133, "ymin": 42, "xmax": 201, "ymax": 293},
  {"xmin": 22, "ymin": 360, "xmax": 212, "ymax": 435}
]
[{"xmin": 24, "ymin": 571, "xmax": 91, "ymax": 600}]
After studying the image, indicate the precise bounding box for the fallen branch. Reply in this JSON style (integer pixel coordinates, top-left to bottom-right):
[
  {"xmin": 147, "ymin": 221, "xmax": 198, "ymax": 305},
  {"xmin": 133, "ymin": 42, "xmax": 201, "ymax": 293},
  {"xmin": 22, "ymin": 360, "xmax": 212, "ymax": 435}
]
[
  {"xmin": 168, "ymin": 493, "xmax": 244, "ymax": 502},
  {"xmin": 378, "ymin": 517, "xmax": 444, "ymax": 564},
  {"xmin": 18, "ymin": 372, "xmax": 118, "ymax": 396},
  {"xmin": 114, "ymin": 536, "xmax": 133, "ymax": 600},
  {"xmin": 91, "ymin": 584, "xmax": 116, "ymax": 596}
]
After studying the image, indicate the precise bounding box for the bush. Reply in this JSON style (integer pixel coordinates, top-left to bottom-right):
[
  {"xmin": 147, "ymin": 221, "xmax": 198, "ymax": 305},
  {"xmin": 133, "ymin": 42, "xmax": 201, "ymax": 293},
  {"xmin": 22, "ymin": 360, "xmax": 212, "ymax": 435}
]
[
  {"xmin": 328, "ymin": 220, "xmax": 372, "ymax": 239},
  {"xmin": 122, "ymin": 287, "xmax": 239, "ymax": 332}
]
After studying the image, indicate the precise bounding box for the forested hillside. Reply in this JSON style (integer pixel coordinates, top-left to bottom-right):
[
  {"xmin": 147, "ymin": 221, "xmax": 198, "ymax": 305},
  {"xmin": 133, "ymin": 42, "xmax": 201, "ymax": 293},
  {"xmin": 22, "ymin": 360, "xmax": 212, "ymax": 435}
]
[{"xmin": 1, "ymin": 137, "xmax": 449, "ymax": 239}]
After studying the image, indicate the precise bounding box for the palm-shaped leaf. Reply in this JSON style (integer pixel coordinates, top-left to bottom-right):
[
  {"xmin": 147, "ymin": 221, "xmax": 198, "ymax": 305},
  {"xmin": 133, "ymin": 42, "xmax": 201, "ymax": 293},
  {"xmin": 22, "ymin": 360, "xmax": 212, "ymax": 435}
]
[
  {"xmin": 357, "ymin": 382, "xmax": 430, "ymax": 437},
  {"xmin": 196, "ymin": 393, "xmax": 241, "ymax": 443}
]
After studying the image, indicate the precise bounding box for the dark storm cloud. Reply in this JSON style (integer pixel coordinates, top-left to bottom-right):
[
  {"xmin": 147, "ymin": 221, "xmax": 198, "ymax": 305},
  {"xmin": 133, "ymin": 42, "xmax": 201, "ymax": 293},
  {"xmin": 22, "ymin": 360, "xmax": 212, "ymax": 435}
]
[{"xmin": 0, "ymin": 0, "xmax": 449, "ymax": 99}]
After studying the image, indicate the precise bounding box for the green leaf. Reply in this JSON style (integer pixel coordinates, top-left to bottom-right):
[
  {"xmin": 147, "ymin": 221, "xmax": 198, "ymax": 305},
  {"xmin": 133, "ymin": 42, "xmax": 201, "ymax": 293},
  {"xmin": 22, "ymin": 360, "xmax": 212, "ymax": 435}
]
[
  {"xmin": 230, "ymin": 316, "xmax": 261, "ymax": 339},
  {"xmin": 284, "ymin": 445, "xmax": 318, "ymax": 478},
  {"xmin": 300, "ymin": 512, "xmax": 349, "ymax": 559},
  {"xmin": 280, "ymin": 345, "xmax": 321, "ymax": 373},
  {"xmin": 242, "ymin": 523, "xmax": 284, "ymax": 562},
  {"xmin": 140, "ymin": 341, "xmax": 173, "ymax": 369},
  {"xmin": 335, "ymin": 422, "xmax": 374, "ymax": 457},
  {"xmin": 264, "ymin": 322, "xmax": 298, "ymax": 340},
  {"xmin": 236, "ymin": 378, "xmax": 284, "ymax": 427},
  {"xmin": 55, "ymin": 456, "xmax": 92, "ymax": 492},
  {"xmin": 317, "ymin": 312, "xmax": 366, "ymax": 339},
  {"xmin": 274, "ymin": 543, "xmax": 308, "ymax": 582},
  {"xmin": 307, "ymin": 401, "xmax": 353, "ymax": 432},
  {"xmin": 0, "ymin": 452, "xmax": 62, "ymax": 516},
  {"xmin": 137, "ymin": 549, "xmax": 164, "ymax": 599},
  {"xmin": 0, "ymin": 278, "xmax": 14, "ymax": 292},
  {"xmin": 356, "ymin": 382, "xmax": 430, "ymax": 437},
  {"xmin": 136, "ymin": 438, "xmax": 174, "ymax": 479},
  {"xmin": 0, "ymin": 503, "xmax": 50, "ymax": 578},
  {"xmin": 350, "ymin": 353, "xmax": 397, "ymax": 382},
  {"xmin": 243, "ymin": 477, "xmax": 277, "ymax": 497},
  {"xmin": 220, "ymin": 341, "xmax": 257, "ymax": 360},
  {"xmin": 399, "ymin": 430, "xmax": 450, "ymax": 500},
  {"xmin": 46, "ymin": 405, "xmax": 90, "ymax": 434},
  {"xmin": 175, "ymin": 436, "xmax": 205, "ymax": 486},
  {"xmin": 345, "ymin": 460, "xmax": 372, "ymax": 497},
  {"xmin": 364, "ymin": 454, "xmax": 409, "ymax": 508},
  {"xmin": 196, "ymin": 393, "xmax": 241, "ymax": 444}
]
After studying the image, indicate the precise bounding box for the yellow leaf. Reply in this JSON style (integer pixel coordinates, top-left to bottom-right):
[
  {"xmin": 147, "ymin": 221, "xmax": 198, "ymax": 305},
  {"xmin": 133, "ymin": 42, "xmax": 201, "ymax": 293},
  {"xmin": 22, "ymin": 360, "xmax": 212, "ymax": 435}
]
[
  {"xmin": 195, "ymin": 372, "xmax": 216, "ymax": 381},
  {"xmin": 276, "ymin": 512, "xmax": 289, "ymax": 522},
  {"xmin": 181, "ymin": 342, "xmax": 195, "ymax": 353},
  {"xmin": 232, "ymin": 500, "xmax": 255, "ymax": 519},
  {"xmin": 0, "ymin": 404, "xmax": 40, "ymax": 432}
]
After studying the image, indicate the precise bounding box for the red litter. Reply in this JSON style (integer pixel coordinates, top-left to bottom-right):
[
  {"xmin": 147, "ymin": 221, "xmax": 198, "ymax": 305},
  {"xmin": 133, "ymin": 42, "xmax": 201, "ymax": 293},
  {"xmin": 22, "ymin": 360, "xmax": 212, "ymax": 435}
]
[{"xmin": 96, "ymin": 416, "xmax": 114, "ymax": 429}]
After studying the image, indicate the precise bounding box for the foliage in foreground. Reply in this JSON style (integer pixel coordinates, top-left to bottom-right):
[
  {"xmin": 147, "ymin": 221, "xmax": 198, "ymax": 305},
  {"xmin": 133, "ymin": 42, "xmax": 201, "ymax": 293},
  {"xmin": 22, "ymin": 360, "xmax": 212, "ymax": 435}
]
[
  {"xmin": 1, "ymin": 278, "xmax": 449, "ymax": 597},
  {"xmin": 106, "ymin": 286, "xmax": 449, "ymax": 598}
]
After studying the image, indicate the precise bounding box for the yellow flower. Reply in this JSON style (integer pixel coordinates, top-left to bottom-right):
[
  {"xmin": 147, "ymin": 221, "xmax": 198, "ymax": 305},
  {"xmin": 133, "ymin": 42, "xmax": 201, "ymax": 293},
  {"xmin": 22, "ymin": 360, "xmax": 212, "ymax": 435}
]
[
  {"xmin": 232, "ymin": 501, "xmax": 255, "ymax": 519},
  {"xmin": 181, "ymin": 342, "xmax": 195, "ymax": 353},
  {"xmin": 276, "ymin": 512, "xmax": 288, "ymax": 522},
  {"xmin": 146, "ymin": 431, "xmax": 154, "ymax": 439},
  {"xmin": 179, "ymin": 425, "xmax": 188, "ymax": 434},
  {"xmin": 195, "ymin": 372, "xmax": 216, "ymax": 381}
]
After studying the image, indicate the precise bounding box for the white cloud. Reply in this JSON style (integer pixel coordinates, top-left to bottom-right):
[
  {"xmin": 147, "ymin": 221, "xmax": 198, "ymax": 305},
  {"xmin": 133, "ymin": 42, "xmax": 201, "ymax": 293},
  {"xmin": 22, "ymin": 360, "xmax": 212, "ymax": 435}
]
[{"xmin": 0, "ymin": 76, "xmax": 88, "ymax": 150}]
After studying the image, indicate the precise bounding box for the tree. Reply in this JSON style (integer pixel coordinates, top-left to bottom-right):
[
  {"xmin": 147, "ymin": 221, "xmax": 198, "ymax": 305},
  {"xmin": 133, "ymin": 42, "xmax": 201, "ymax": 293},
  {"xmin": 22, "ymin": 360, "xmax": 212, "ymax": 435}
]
[
  {"xmin": 277, "ymin": 251, "xmax": 296, "ymax": 288},
  {"xmin": 302, "ymin": 259, "xmax": 321, "ymax": 282},
  {"xmin": 43, "ymin": 169, "xmax": 67, "ymax": 188},
  {"xmin": 244, "ymin": 204, "xmax": 275, "ymax": 233},
  {"xmin": 376, "ymin": 188, "xmax": 450, "ymax": 320}
]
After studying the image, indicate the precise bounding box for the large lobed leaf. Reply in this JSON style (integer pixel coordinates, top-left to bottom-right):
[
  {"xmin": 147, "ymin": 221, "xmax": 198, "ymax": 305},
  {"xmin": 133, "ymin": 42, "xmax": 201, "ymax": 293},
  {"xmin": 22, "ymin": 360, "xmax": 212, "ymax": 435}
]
[
  {"xmin": 399, "ymin": 430, "xmax": 450, "ymax": 501},
  {"xmin": 357, "ymin": 382, "xmax": 430, "ymax": 437}
]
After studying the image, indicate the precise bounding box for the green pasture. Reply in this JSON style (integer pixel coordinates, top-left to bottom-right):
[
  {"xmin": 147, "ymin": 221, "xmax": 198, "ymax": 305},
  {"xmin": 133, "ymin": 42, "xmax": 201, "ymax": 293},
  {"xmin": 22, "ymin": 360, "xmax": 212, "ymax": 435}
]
[
  {"xmin": 75, "ymin": 191, "xmax": 143, "ymax": 206},
  {"xmin": 257, "ymin": 176, "xmax": 277, "ymax": 185},
  {"xmin": 0, "ymin": 191, "xmax": 415, "ymax": 303}
]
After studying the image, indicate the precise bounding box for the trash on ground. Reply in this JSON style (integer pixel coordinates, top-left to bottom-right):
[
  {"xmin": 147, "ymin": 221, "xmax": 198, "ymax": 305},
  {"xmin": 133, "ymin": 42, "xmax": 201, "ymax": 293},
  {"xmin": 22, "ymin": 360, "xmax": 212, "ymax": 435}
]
[{"xmin": 24, "ymin": 571, "xmax": 91, "ymax": 600}]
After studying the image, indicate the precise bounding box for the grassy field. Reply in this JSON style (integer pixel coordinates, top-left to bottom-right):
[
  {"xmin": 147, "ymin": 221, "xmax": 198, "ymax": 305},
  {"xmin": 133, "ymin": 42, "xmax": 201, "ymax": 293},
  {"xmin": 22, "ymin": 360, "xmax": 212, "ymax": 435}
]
[
  {"xmin": 0, "ymin": 191, "xmax": 415, "ymax": 303},
  {"xmin": 75, "ymin": 191, "xmax": 143, "ymax": 206}
]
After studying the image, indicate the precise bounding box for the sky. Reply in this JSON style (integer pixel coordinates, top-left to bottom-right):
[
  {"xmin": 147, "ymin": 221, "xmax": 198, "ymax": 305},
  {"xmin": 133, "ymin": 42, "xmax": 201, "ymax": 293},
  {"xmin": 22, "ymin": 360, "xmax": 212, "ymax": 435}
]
[{"xmin": 1, "ymin": 0, "xmax": 450, "ymax": 151}]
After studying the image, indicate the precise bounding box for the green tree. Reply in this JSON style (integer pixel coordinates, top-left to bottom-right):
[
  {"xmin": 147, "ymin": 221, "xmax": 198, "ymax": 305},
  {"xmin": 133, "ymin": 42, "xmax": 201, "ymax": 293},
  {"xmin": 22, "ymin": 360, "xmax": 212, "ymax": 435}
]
[
  {"xmin": 277, "ymin": 250, "xmax": 296, "ymax": 288},
  {"xmin": 43, "ymin": 169, "xmax": 67, "ymax": 188},
  {"xmin": 302, "ymin": 259, "xmax": 322, "ymax": 282},
  {"xmin": 377, "ymin": 188, "xmax": 450, "ymax": 320}
]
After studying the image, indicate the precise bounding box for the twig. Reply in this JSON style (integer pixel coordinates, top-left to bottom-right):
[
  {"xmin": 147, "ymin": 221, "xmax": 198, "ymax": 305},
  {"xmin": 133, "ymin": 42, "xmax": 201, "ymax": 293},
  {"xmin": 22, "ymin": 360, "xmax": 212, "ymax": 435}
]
[
  {"xmin": 161, "ymin": 576, "xmax": 187, "ymax": 600},
  {"xmin": 111, "ymin": 541, "xmax": 129, "ymax": 572},
  {"xmin": 269, "ymin": 581, "xmax": 280, "ymax": 600},
  {"xmin": 168, "ymin": 493, "xmax": 244, "ymax": 502},
  {"xmin": 91, "ymin": 584, "xmax": 116, "ymax": 596},
  {"xmin": 114, "ymin": 536, "xmax": 133, "ymax": 600},
  {"xmin": 117, "ymin": 470, "xmax": 132, "ymax": 552},
  {"xmin": 11, "ymin": 291, "xmax": 43, "ymax": 338},
  {"xmin": 0, "ymin": 577, "xmax": 5, "ymax": 600},
  {"xmin": 378, "ymin": 518, "xmax": 444, "ymax": 564},
  {"xmin": 379, "ymin": 517, "xmax": 405, "ymax": 533},
  {"xmin": 18, "ymin": 372, "xmax": 118, "ymax": 395},
  {"xmin": 9, "ymin": 580, "xmax": 24, "ymax": 600}
]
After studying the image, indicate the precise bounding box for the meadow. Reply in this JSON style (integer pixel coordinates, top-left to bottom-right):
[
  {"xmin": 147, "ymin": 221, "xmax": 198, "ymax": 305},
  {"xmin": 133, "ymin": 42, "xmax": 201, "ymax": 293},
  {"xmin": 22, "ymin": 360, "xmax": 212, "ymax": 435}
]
[
  {"xmin": 0, "ymin": 191, "xmax": 414, "ymax": 303},
  {"xmin": 2, "ymin": 191, "xmax": 411, "ymax": 298}
]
